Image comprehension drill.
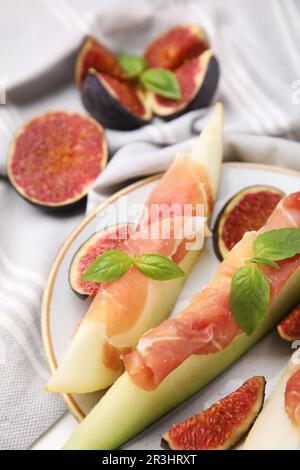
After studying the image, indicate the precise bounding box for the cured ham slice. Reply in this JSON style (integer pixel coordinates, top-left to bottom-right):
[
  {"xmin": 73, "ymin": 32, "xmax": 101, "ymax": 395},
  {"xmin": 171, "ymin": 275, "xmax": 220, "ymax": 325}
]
[
  {"xmin": 285, "ymin": 368, "xmax": 300, "ymax": 428},
  {"xmin": 124, "ymin": 192, "xmax": 300, "ymax": 391},
  {"xmin": 46, "ymin": 103, "xmax": 224, "ymax": 393}
]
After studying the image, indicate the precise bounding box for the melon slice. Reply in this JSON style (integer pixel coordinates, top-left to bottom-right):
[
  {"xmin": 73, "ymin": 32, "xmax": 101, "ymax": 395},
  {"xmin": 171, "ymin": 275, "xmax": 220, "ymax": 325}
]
[
  {"xmin": 46, "ymin": 103, "xmax": 224, "ymax": 394},
  {"xmin": 243, "ymin": 349, "xmax": 300, "ymax": 450},
  {"xmin": 63, "ymin": 268, "xmax": 300, "ymax": 450}
]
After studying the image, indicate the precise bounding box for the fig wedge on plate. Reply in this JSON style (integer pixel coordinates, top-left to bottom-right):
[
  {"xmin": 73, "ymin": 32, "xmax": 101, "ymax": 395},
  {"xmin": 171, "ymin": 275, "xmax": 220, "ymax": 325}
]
[
  {"xmin": 162, "ymin": 376, "xmax": 265, "ymax": 450},
  {"xmin": 69, "ymin": 224, "xmax": 131, "ymax": 297},
  {"xmin": 7, "ymin": 110, "xmax": 108, "ymax": 209},
  {"xmin": 277, "ymin": 304, "xmax": 300, "ymax": 342},
  {"xmin": 213, "ymin": 185, "xmax": 284, "ymax": 260}
]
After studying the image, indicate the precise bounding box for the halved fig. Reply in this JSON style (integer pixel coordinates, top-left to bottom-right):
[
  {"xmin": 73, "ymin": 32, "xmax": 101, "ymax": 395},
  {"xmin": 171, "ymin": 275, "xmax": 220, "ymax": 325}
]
[
  {"xmin": 75, "ymin": 36, "xmax": 123, "ymax": 87},
  {"xmin": 213, "ymin": 185, "xmax": 284, "ymax": 261},
  {"xmin": 149, "ymin": 50, "xmax": 219, "ymax": 119},
  {"xmin": 278, "ymin": 304, "xmax": 300, "ymax": 342},
  {"xmin": 82, "ymin": 70, "xmax": 152, "ymax": 130},
  {"xmin": 69, "ymin": 223, "xmax": 131, "ymax": 297},
  {"xmin": 144, "ymin": 24, "xmax": 209, "ymax": 70},
  {"xmin": 162, "ymin": 376, "xmax": 266, "ymax": 450},
  {"xmin": 7, "ymin": 110, "xmax": 108, "ymax": 208}
]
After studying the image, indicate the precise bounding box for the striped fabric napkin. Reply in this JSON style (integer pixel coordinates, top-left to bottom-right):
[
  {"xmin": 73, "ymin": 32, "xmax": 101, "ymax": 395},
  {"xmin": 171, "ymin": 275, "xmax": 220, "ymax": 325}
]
[{"xmin": 1, "ymin": 0, "xmax": 300, "ymax": 449}]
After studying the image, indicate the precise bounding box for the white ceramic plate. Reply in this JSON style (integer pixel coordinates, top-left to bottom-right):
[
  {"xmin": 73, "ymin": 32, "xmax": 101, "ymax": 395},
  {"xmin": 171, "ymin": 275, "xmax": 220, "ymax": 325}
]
[{"xmin": 42, "ymin": 162, "xmax": 300, "ymax": 450}]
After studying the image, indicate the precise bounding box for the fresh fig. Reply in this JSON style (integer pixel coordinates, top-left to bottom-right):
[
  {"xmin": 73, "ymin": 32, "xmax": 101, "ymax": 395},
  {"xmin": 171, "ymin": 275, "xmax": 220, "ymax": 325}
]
[
  {"xmin": 82, "ymin": 70, "xmax": 152, "ymax": 130},
  {"xmin": 162, "ymin": 376, "xmax": 266, "ymax": 450},
  {"xmin": 77, "ymin": 25, "xmax": 218, "ymax": 129},
  {"xmin": 278, "ymin": 304, "xmax": 300, "ymax": 342},
  {"xmin": 149, "ymin": 50, "xmax": 219, "ymax": 119},
  {"xmin": 7, "ymin": 110, "xmax": 108, "ymax": 208},
  {"xmin": 75, "ymin": 36, "xmax": 124, "ymax": 87},
  {"xmin": 144, "ymin": 24, "xmax": 208, "ymax": 70},
  {"xmin": 69, "ymin": 223, "xmax": 131, "ymax": 297},
  {"xmin": 213, "ymin": 185, "xmax": 284, "ymax": 261}
]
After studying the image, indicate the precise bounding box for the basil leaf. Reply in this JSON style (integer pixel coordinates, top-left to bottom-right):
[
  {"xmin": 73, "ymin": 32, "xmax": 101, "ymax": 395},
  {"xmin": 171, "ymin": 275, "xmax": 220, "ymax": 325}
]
[
  {"xmin": 81, "ymin": 249, "xmax": 133, "ymax": 282},
  {"xmin": 247, "ymin": 257, "xmax": 280, "ymax": 269},
  {"xmin": 253, "ymin": 228, "xmax": 300, "ymax": 261},
  {"xmin": 118, "ymin": 54, "xmax": 147, "ymax": 79},
  {"xmin": 134, "ymin": 254, "xmax": 185, "ymax": 280},
  {"xmin": 140, "ymin": 68, "xmax": 181, "ymax": 100},
  {"xmin": 230, "ymin": 264, "xmax": 270, "ymax": 336}
]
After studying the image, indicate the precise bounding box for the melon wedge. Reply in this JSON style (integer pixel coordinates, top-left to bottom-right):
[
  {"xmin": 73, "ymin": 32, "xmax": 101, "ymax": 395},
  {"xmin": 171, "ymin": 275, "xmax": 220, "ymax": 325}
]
[
  {"xmin": 46, "ymin": 103, "xmax": 224, "ymax": 394},
  {"xmin": 63, "ymin": 265, "xmax": 300, "ymax": 450},
  {"xmin": 243, "ymin": 349, "xmax": 300, "ymax": 450}
]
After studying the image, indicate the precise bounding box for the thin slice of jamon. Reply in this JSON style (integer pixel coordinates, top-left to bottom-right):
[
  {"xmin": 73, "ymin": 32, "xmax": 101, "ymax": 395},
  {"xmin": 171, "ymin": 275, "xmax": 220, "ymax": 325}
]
[
  {"xmin": 87, "ymin": 216, "xmax": 199, "ymax": 341},
  {"xmin": 140, "ymin": 154, "xmax": 212, "ymax": 228},
  {"xmin": 124, "ymin": 192, "xmax": 300, "ymax": 391},
  {"xmin": 285, "ymin": 369, "xmax": 300, "ymax": 428},
  {"xmin": 262, "ymin": 192, "xmax": 300, "ymax": 231},
  {"xmin": 84, "ymin": 151, "xmax": 212, "ymax": 340}
]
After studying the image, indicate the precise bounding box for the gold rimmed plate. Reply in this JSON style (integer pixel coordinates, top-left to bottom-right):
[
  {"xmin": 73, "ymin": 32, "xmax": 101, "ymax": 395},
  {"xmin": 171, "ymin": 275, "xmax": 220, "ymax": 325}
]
[{"xmin": 41, "ymin": 162, "xmax": 300, "ymax": 449}]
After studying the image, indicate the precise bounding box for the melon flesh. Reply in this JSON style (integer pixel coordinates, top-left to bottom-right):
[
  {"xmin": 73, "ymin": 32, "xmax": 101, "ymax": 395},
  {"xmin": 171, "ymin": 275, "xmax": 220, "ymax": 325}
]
[
  {"xmin": 243, "ymin": 349, "xmax": 300, "ymax": 450},
  {"xmin": 46, "ymin": 103, "xmax": 224, "ymax": 394}
]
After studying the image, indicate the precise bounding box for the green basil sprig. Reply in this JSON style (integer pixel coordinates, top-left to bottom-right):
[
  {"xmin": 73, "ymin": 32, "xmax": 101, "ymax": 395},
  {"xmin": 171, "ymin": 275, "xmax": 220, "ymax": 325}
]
[
  {"xmin": 118, "ymin": 54, "xmax": 148, "ymax": 79},
  {"xmin": 81, "ymin": 250, "xmax": 133, "ymax": 283},
  {"xmin": 134, "ymin": 254, "xmax": 185, "ymax": 280},
  {"xmin": 118, "ymin": 53, "xmax": 181, "ymax": 101},
  {"xmin": 245, "ymin": 257, "xmax": 279, "ymax": 269},
  {"xmin": 140, "ymin": 68, "xmax": 181, "ymax": 100},
  {"xmin": 230, "ymin": 265, "xmax": 270, "ymax": 336},
  {"xmin": 81, "ymin": 249, "xmax": 185, "ymax": 283},
  {"xmin": 252, "ymin": 228, "xmax": 300, "ymax": 261},
  {"xmin": 230, "ymin": 228, "xmax": 300, "ymax": 336}
]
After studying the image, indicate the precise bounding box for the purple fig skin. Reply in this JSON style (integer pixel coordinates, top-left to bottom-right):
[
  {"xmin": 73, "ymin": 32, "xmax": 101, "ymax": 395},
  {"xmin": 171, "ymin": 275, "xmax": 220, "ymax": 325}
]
[
  {"xmin": 160, "ymin": 55, "xmax": 220, "ymax": 121},
  {"xmin": 81, "ymin": 73, "xmax": 151, "ymax": 130}
]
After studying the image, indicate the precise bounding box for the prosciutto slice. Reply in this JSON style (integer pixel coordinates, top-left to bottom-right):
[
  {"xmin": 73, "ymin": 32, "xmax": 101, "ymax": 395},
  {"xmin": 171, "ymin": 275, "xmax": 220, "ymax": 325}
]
[
  {"xmin": 285, "ymin": 368, "xmax": 300, "ymax": 428},
  {"xmin": 123, "ymin": 192, "xmax": 300, "ymax": 390}
]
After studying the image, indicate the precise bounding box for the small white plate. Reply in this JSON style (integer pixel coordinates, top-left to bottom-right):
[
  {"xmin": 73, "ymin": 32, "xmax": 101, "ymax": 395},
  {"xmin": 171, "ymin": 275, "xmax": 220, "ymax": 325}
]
[{"xmin": 42, "ymin": 162, "xmax": 300, "ymax": 450}]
